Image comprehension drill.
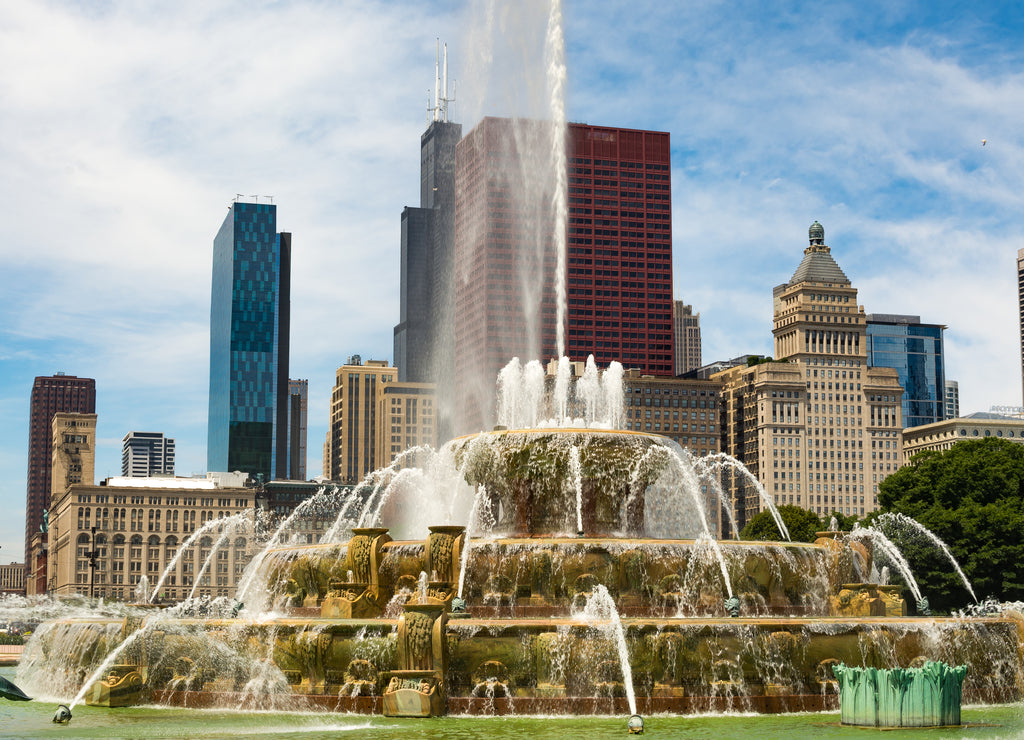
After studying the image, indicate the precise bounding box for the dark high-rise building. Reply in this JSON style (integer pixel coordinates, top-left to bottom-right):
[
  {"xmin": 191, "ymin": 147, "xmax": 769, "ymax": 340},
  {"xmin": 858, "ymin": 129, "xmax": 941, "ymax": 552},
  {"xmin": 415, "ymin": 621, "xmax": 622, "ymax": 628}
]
[
  {"xmin": 208, "ymin": 200, "xmax": 291, "ymax": 481},
  {"xmin": 866, "ymin": 314, "xmax": 946, "ymax": 428},
  {"xmin": 453, "ymin": 117, "xmax": 560, "ymax": 434},
  {"xmin": 286, "ymin": 378, "xmax": 308, "ymax": 481},
  {"xmin": 394, "ymin": 45, "xmax": 461, "ymax": 442},
  {"xmin": 1018, "ymin": 248, "xmax": 1024, "ymax": 405},
  {"xmin": 452, "ymin": 119, "xmax": 674, "ymax": 434},
  {"xmin": 24, "ymin": 373, "xmax": 96, "ymax": 565}
]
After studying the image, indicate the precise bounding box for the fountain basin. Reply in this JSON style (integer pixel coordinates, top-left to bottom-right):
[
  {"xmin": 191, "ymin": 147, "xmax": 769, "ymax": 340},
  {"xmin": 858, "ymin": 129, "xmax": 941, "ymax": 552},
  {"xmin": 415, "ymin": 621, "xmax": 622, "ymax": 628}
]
[
  {"xmin": 450, "ymin": 429, "xmax": 676, "ymax": 537},
  {"xmin": 22, "ymin": 611, "xmax": 1022, "ymax": 715}
]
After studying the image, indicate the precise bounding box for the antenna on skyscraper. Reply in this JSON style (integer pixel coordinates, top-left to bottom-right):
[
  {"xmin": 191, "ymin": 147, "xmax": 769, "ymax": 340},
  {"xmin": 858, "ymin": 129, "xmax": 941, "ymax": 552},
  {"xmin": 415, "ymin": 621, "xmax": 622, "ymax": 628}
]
[
  {"xmin": 426, "ymin": 40, "xmax": 455, "ymax": 124},
  {"xmin": 433, "ymin": 39, "xmax": 442, "ymax": 122},
  {"xmin": 441, "ymin": 42, "xmax": 454, "ymax": 122},
  {"xmin": 441, "ymin": 41, "xmax": 448, "ymax": 122}
]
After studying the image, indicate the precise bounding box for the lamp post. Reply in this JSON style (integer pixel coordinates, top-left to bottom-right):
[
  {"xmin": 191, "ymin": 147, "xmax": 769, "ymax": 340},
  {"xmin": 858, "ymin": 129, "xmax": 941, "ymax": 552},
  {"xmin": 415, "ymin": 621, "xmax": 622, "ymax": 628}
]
[{"xmin": 87, "ymin": 525, "xmax": 99, "ymax": 600}]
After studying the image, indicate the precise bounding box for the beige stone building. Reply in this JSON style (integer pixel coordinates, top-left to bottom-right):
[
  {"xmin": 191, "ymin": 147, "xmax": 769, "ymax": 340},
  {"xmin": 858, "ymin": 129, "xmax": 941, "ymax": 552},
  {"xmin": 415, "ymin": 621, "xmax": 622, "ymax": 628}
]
[
  {"xmin": 51, "ymin": 412, "xmax": 97, "ymax": 496},
  {"xmin": 0, "ymin": 562, "xmax": 26, "ymax": 595},
  {"xmin": 376, "ymin": 382, "xmax": 437, "ymax": 469},
  {"xmin": 622, "ymin": 370, "xmax": 722, "ymax": 458},
  {"xmin": 48, "ymin": 477, "xmax": 255, "ymax": 601},
  {"xmin": 903, "ymin": 412, "xmax": 1024, "ymax": 458},
  {"xmin": 714, "ymin": 222, "xmax": 904, "ymax": 529},
  {"xmin": 42, "ymin": 411, "xmax": 260, "ymax": 602},
  {"xmin": 327, "ymin": 357, "xmax": 397, "ymax": 483},
  {"xmin": 326, "ymin": 357, "xmax": 438, "ymax": 483},
  {"xmin": 672, "ymin": 300, "xmax": 702, "ymax": 376}
]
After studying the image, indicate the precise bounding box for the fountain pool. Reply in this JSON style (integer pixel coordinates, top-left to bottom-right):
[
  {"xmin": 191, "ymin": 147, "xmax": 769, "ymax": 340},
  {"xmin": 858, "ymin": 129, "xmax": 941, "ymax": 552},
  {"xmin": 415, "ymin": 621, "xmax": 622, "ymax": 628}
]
[{"xmin": 1, "ymin": 666, "xmax": 1022, "ymax": 740}]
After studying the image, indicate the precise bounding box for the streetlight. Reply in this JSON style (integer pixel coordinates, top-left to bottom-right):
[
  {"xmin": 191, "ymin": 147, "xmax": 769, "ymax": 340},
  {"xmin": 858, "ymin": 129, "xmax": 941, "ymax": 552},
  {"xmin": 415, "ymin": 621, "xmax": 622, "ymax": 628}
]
[{"xmin": 87, "ymin": 526, "xmax": 99, "ymax": 600}]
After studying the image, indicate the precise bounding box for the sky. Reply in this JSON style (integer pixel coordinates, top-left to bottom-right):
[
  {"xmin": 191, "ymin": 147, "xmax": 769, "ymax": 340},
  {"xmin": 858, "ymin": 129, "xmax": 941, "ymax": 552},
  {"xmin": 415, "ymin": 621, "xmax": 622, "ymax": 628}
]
[{"xmin": 2, "ymin": 0, "xmax": 1023, "ymax": 562}]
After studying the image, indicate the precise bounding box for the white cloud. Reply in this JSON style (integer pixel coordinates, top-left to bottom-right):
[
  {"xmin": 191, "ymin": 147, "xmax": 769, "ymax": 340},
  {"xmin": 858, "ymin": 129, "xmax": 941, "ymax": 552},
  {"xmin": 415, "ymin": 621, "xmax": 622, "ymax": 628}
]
[{"xmin": 2, "ymin": 0, "xmax": 1024, "ymax": 557}]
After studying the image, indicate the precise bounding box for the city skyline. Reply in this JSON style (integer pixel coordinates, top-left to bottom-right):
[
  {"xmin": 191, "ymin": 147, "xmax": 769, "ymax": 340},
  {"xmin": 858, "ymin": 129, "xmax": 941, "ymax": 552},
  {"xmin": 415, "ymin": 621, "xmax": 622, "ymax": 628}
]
[{"xmin": 2, "ymin": 1, "xmax": 1024, "ymax": 559}]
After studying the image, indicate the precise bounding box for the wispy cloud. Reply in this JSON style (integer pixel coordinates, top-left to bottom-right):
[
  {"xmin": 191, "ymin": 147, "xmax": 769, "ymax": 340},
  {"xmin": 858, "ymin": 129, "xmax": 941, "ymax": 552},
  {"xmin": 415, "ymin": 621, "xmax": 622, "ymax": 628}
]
[{"xmin": 1, "ymin": 0, "xmax": 1023, "ymax": 558}]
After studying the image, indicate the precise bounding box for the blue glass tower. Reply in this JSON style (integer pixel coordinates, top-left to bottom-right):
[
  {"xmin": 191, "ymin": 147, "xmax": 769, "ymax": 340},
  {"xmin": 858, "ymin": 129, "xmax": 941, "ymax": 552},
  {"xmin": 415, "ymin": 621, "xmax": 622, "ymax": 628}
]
[
  {"xmin": 208, "ymin": 201, "xmax": 291, "ymax": 479},
  {"xmin": 866, "ymin": 314, "xmax": 945, "ymax": 429}
]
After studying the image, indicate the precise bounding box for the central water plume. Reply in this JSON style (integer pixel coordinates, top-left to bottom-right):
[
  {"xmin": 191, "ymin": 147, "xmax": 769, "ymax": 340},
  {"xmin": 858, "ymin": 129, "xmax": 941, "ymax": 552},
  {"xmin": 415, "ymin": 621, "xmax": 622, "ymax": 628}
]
[{"xmin": 496, "ymin": 355, "xmax": 626, "ymax": 429}]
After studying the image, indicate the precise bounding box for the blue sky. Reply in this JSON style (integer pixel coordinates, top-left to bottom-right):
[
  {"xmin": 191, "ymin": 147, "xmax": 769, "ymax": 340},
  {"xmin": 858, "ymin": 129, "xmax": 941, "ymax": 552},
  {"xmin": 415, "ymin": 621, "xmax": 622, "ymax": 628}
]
[{"xmin": 2, "ymin": 0, "xmax": 1023, "ymax": 562}]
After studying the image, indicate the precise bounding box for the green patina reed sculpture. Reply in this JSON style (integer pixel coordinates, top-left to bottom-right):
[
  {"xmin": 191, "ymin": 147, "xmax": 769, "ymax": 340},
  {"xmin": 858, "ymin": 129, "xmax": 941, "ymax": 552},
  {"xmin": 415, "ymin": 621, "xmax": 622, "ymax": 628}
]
[{"xmin": 832, "ymin": 661, "xmax": 967, "ymax": 727}]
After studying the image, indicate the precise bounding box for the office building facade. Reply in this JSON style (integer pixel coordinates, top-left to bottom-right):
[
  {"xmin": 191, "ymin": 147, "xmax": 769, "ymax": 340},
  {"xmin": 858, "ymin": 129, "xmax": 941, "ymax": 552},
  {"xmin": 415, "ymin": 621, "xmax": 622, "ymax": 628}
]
[
  {"xmin": 1018, "ymin": 248, "xmax": 1024, "ymax": 406},
  {"xmin": 0, "ymin": 562, "xmax": 25, "ymax": 595},
  {"xmin": 622, "ymin": 371, "xmax": 721, "ymax": 457},
  {"xmin": 122, "ymin": 432, "xmax": 175, "ymax": 477},
  {"xmin": 393, "ymin": 121, "xmax": 461, "ymax": 384},
  {"xmin": 208, "ymin": 201, "xmax": 291, "ymax": 481},
  {"xmin": 865, "ymin": 314, "xmax": 946, "ymax": 428},
  {"xmin": 52, "ymin": 413, "xmax": 97, "ymax": 495},
  {"xmin": 48, "ymin": 478, "xmax": 254, "ymax": 601},
  {"xmin": 673, "ymin": 301, "xmax": 702, "ymax": 376},
  {"xmin": 715, "ymin": 222, "xmax": 904, "ymax": 527},
  {"xmin": 286, "ymin": 379, "xmax": 308, "ymax": 480},
  {"xmin": 24, "ymin": 373, "xmax": 96, "ymax": 569},
  {"xmin": 326, "ymin": 357, "xmax": 397, "ymax": 484},
  {"xmin": 394, "ymin": 49, "xmax": 461, "ymax": 444},
  {"xmin": 452, "ymin": 119, "xmax": 674, "ymax": 434},
  {"xmin": 376, "ymin": 382, "xmax": 437, "ymax": 470},
  {"xmin": 903, "ymin": 412, "xmax": 1024, "ymax": 457},
  {"xmin": 944, "ymin": 380, "xmax": 960, "ymax": 420},
  {"xmin": 564, "ymin": 124, "xmax": 675, "ymax": 374}
]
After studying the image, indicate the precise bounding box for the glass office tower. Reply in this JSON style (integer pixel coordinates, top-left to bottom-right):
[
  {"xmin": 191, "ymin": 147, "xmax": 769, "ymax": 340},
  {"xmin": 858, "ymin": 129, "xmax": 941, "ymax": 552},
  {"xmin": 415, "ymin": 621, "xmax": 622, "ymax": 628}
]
[
  {"xmin": 208, "ymin": 201, "xmax": 291, "ymax": 480},
  {"xmin": 865, "ymin": 314, "xmax": 945, "ymax": 428}
]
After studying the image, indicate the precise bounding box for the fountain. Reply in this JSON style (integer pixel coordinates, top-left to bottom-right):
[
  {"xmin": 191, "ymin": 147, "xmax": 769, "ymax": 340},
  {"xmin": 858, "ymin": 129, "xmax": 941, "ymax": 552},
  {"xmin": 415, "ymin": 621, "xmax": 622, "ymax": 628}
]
[{"xmin": 14, "ymin": 356, "xmax": 1024, "ymax": 723}]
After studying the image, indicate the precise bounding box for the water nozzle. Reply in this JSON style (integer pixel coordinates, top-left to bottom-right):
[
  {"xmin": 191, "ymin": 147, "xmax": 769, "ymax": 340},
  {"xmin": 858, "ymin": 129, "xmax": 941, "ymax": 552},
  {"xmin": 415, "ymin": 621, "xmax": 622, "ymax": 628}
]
[
  {"xmin": 627, "ymin": 714, "xmax": 644, "ymax": 734},
  {"xmin": 52, "ymin": 704, "xmax": 72, "ymax": 724},
  {"xmin": 725, "ymin": 596, "xmax": 740, "ymax": 618}
]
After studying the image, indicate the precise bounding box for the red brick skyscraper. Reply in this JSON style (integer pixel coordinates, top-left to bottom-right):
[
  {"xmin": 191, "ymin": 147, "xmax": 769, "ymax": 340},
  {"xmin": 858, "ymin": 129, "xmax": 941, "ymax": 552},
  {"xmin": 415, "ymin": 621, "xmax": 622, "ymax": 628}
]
[
  {"xmin": 565, "ymin": 124, "xmax": 674, "ymax": 374},
  {"xmin": 452, "ymin": 118, "xmax": 674, "ymax": 434},
  {"xmin": 24, "ymin": 373, "xmax": 96, "ymax": 566}
]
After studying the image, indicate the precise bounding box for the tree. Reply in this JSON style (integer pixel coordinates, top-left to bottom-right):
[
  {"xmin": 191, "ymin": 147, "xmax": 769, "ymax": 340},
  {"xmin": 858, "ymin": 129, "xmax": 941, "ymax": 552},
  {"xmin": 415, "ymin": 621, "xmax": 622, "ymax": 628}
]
[
  {"xmin": 740, "ymin": 505, "xmax": 822, "ymax": 543},
  {"xmin": 877, "ymin": 438, "xmax": 1024, "ymax": 612}
]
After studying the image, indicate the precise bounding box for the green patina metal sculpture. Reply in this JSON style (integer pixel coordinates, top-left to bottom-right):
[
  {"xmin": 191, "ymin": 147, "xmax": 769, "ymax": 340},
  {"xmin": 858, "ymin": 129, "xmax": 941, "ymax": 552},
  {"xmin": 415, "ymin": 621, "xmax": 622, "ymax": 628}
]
[{"xmin": 832, "ymin": 661, "xmax": 967, "ymax": 727}]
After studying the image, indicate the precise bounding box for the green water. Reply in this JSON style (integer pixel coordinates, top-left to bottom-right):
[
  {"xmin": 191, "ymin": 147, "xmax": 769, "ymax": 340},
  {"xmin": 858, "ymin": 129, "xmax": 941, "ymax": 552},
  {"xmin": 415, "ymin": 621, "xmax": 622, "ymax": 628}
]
[{"xmin": 2, "ymin": 669, "xmax": 1022, "ymax": 739}]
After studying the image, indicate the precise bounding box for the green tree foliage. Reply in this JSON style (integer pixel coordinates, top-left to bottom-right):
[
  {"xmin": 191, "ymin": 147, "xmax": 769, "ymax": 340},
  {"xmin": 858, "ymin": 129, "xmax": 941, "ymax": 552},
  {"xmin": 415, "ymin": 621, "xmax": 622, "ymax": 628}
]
[
  {"xmin": 878, "ymin": 438, "xmax": 1024, "ymax": 611},
  {"xmin": 741, "ymin": 505, "xmax": 823, "ymax": 543}
]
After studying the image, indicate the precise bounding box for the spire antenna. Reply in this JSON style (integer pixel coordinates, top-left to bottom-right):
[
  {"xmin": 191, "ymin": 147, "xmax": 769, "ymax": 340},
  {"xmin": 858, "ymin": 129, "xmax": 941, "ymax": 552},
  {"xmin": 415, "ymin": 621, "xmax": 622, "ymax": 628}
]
[
  {"xmin": 442, "ymin": 42, "xmax": 449, "ymax": 122},
  {"xmin": 433, "ymin": 39, "xmax": 441, "ymax": 122}
]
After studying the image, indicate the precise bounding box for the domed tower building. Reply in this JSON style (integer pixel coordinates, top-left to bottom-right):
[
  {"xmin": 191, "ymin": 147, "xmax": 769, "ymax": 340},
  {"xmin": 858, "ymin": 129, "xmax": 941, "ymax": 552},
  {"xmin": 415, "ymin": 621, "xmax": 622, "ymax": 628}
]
[{"xmin": 715, "ymin": 223, "xmax": 904, "ymax": 530}]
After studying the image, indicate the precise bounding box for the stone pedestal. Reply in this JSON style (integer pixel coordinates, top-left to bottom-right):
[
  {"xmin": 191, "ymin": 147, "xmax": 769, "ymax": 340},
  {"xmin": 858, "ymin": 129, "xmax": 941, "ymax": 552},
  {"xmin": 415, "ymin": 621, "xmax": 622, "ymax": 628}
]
[{"xmin": 383, "ymin": 604, "xmax": 448, "ymax": 717}]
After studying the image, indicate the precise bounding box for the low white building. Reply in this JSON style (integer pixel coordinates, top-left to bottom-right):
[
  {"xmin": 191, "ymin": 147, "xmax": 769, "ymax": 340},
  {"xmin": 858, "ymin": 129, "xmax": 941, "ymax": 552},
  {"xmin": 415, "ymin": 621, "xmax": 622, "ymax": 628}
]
[{"xmin": 902, "ymin": 412, "xmax": 1024, "ymax": 458}]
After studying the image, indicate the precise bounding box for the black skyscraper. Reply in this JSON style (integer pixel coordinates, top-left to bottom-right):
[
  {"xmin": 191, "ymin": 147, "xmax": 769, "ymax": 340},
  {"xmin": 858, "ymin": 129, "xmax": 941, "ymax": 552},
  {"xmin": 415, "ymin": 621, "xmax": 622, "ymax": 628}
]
[{"xmin": 394, "ymin": 47, "xmax": 461, "ymax": 441}]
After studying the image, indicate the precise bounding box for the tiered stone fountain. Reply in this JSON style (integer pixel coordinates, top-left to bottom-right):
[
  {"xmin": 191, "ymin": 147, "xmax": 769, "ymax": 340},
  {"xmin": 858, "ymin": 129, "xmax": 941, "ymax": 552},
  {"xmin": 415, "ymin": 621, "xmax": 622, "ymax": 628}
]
[{"xmin": 17, "ymin": 359, "xmax": 1024, "ymax": 720}]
